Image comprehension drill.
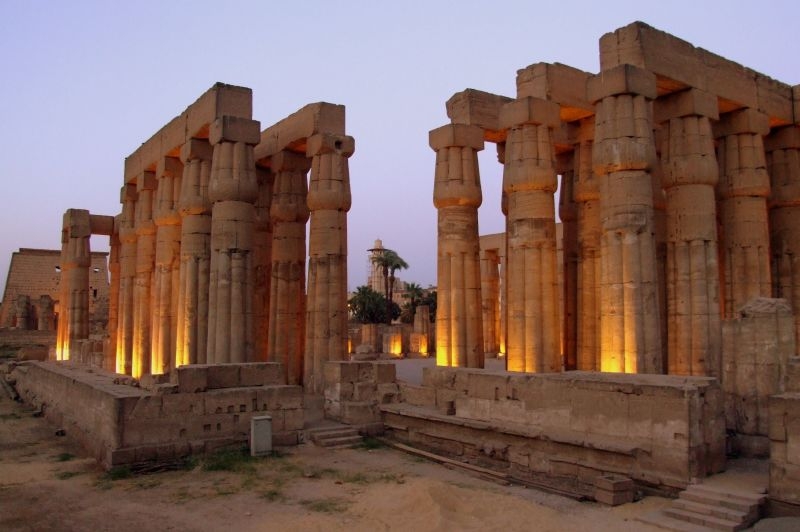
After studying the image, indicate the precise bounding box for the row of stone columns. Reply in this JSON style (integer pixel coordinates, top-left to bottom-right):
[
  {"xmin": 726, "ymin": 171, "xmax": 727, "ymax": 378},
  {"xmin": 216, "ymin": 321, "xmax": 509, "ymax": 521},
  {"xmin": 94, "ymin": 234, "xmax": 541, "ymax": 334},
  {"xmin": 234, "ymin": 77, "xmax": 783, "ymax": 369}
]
[
  {"xmin": 60, "ymin": 105, "xmax": 354, "ymax": 393},
  {"xmin": 434, "ymin": 63, "xmax": 799, "ymax": 378}
]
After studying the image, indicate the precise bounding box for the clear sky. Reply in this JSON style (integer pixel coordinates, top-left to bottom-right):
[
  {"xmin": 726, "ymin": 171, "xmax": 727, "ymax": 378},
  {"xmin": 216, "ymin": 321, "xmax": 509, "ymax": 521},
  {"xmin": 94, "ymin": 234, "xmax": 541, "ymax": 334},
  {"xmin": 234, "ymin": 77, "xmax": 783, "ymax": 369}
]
[{"xmin": 0, "ymin": 0, "xmax": 797, "ymax": 297}]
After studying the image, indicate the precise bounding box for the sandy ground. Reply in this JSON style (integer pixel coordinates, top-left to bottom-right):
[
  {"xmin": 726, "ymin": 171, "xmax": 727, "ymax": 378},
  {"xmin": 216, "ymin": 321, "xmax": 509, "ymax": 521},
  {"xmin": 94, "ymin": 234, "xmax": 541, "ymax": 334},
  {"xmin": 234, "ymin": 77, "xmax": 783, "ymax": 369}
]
[{"xmin": 0, "ymin": 383, "xmax": 673, "ymax": 532}]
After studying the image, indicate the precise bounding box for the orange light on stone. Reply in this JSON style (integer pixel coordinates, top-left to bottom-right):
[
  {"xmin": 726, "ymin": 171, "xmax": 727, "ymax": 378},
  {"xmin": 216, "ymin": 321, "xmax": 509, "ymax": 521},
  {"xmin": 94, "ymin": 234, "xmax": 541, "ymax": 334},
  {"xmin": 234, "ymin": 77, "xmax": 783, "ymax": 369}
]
[{"xmin": 418, "ymin": 335, "xmax": 428, "ymax": 356}]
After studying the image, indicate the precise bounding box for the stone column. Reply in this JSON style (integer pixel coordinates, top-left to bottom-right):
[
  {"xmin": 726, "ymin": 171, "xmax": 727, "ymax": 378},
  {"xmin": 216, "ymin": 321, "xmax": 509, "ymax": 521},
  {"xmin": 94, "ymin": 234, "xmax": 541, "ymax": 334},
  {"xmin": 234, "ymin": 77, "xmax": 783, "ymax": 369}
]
[
  {"xmin": 574, "ymin": 119, "xmax": 602, "ymax": 370},
  {"xmin": 56, "ymin": 209, "xmax": 91, "ymax": 361},
  {"xmin": 268, "ymin": 151, "xmax": 310, "ymax": 385},
  {"xmin": 499, "ymin": 97, "xmax": 562, "ymax": 373},
  {"xmin": 766, "ymin": 125, "xmax": 800, "ymax": 352},
  {"xmin": 175, "ymin": 138, "xmax": 213, "ymax": 367},
  {"xmin": 253, "ymin": 166, "xmax": 274, "ymax": 362},
  {"xmin": 589, "ymin": 64, "xmax": 662, "ymax": 374},
  {"xmin": 14, "ymin": 296, "xmax": 30, "ymax": 330},
  {"xmin": 207, "ymin": 116, "xmax": 261, "ymax": 364},
  {"xmin": 431, "ymin": 124, "xmax": 484, "ymax": 369},
  {"xmin": 304, "ymin": 134, "xmax": 354, "ymax": 393},
  {"xmin": 106, "ymin": 231, "xmax": 120, "ymax": 371},
  {"xmin": 152, "ymin": 157, "xmax": 183, "ymax": 375},
  {"xmin": 715, "ymin": 109, "xmax": 772, "ymax": 317},
  {"xmin": 657, "ymin": 89, "xmax": 722, "ymax": 377},
  {"xmin": 116, "ymin": 186, "xmax": 137, "ymax": 374},
  {"xmin": 132, "ymin": 172, "xmax": 156, "ymax": 378},
  {"xmin": 36, "ymin": 295, "xmax": 55, "ymax": 331},
  {"xmin": 559, "ymin": 152, "xmax": 578, "ymax": 371},
  {"xmin": 480, "ymin": 248, "xmax": 500, "ymax": 357}
]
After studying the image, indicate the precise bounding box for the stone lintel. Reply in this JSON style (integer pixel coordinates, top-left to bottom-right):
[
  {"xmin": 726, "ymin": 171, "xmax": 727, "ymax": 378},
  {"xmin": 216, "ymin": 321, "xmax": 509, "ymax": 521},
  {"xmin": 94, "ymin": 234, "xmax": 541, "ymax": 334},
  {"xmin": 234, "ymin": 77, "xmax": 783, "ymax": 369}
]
[
  {"xmin": 429, "ymin": 124, "xmax": 484, "ymax": 151},
  {"xmin": 445, "ymin": 89, "xmax": 513, "ymax": 139},
  {"xmin": 271, "ymin": 150, "xmax": 311, "ymax": 173},
  {"xmin": 765, "ymin": 125, "xmax": 800, "ymax": 152},
  {"xmin": 600, "ymin": 22, "xmax": 793, "ymax": 124},
  {"xmin": 124, "ymin": 83, "xmax": 253, "ymax": 184},
  {"xmin": 90, "ymin": 215, "xmax": 115, "ymax": 236},
  {"xmin": 499, "ymin": 96, "xmax": 561, "ymax": 130},
  {"xmin": 714, "ymin": 108, "xmax": 771, "ymax": 138},
  {"xmin": 654, "ymin": 88, "xmax": 719, "ymax": 123},
  {"xmin": 63, "ymin": 209, "xmax": 92, "ymax": 238},
  {"xmin": 587, "ymin": 64, "xmax": 657, "ymax": 103},
  {"xmin": 136, "ymin": 171, "xmax": 157, "ymax": 193},
  {"xmin": 305, "ymin": 133, "xmax": 355, "ymax": 157},
  {"xmin": 210, "ymin": 116, "xmax": 261, "ymax": 145},
  {"xmin": 516, "ymin": 62, "xmax": 594, "ymax": 122},
  {"xmin": 157, "ymin": 156, "xmax": 183, "ymax": 178},
  {"xmin": 180, "ymin": 137, "xmax": 213, "ymax": 163},
  {"xmin": 255, "ymin": 102, "xmax": 346, "ymax": 161}
]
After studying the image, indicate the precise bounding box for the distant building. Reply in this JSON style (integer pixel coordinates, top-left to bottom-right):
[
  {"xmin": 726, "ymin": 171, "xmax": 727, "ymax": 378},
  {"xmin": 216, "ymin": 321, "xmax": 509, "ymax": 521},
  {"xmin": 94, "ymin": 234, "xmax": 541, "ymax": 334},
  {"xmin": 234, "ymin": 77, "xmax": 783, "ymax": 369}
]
[{"xmin": 0, "ymin": 248, "xmax": 109, "ymax": 331}]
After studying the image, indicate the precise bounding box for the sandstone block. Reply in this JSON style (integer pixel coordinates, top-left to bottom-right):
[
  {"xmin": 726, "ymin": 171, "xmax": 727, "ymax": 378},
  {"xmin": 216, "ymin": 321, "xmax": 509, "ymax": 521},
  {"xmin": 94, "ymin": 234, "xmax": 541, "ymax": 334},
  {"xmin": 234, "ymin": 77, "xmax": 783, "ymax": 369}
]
[
  {"xmin": 257, "ymin": 385, "xmax": 303, "ymax": 410},
  {"xmin": 273, "ymin": 431, "xmax": 299, "ymax": 446},
  {"xmin": 595, "ymin": 488, "xmax": 634, "ymax": 506},
  {"xmin": 587, "ymin": 64, "xmax": 657, "ymax": 102},
  {"xmin": 353, "ymin": 381, "xmax": 376, "ymax": 402},
  {"xmin": 342, "ymin": 402, "xmax": 379, "ymax": 425},
  {"xmin": 445, "ymin": 89, "xmax": 513, "ymax": 134},
  {"xmin": 180, "ymin": 137, "xmax": 213, "ymax": 162},
  {"xmin": 374, "ymin": 362, "xmax": 396, "ymax": 384},
  {"xmin": 239, "ymin": 363, "xmax": 284, "ymax": 386},
  {"xmin": 765, "ymin": 125, "xmax": 800, "ymax": 151},
  {"xmin": 498, "ymin": 97, "xmax": 561, "ymax": 129},
  {"xmin": 209, "ymin": 116, "xmax": 261, "ymax": 145},
  {"xmin": 282, "ymin": 408, "xmax": 305, "ymax": 431},
  {"xmin": 204, "ymin": 388, "xmax": 256, "ymax": 415},
  {"xmin": 594, "ymin": 474, "xmax": 634, "ymax": 492},
  {"xmin": 400, "ymin": 384, "xmax": 436, "ymax": 407},
  {"xmin": 207, "ymin": 364, "xmax": 240, "ymax": 389},
  {"xmin": 175, "ymin": 365, "xmax": 208, "ymax": 393},
  {"xmin": 428, "ymin": 123, "xmax": 484, "ymax": 151},
  {"xmin": 515, "ymin": 62, "xmax": 593, "ymax": 121},
  {"xmin": 305, "ymin": 133, "xmax": 355, "ymax": 157},
  {"xmin": 324, "ymin": 361, "xmax": 360, "ymax": 384},
  {"xmin": 714, "ymin": 107, "xmax": 771, "ymax": 137},
  {"xmin": 654, "ymin": 88, "xmax": 719, "ymax": 122}
]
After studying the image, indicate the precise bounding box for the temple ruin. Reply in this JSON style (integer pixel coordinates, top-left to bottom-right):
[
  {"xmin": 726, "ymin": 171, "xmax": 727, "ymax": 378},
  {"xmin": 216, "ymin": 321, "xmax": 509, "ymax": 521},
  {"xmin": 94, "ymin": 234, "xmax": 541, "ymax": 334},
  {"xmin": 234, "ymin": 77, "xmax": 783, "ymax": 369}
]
[
  {"xmin": 5, "ymin": 21, "xmax": 800, "ymax": 525},
  {"xmin": 54, "ymin": 84, "xmax": 354, "ymax": 395}
]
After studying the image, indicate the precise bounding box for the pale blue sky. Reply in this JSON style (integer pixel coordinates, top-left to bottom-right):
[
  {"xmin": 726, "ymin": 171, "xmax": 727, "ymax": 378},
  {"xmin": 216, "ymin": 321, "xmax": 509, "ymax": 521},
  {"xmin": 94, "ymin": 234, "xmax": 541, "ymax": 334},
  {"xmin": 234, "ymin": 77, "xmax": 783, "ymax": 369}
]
[{"xmin": 0, "ymin": 0, "xmax": 797, "ymax": 296}]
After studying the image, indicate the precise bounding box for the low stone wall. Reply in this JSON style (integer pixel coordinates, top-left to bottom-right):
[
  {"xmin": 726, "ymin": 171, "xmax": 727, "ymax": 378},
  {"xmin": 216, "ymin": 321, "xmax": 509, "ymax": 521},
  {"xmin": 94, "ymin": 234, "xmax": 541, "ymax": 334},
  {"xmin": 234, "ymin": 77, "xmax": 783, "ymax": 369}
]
[
  {"xmin": 769, "ymin": 393, "xmax": 800, "ymax": 512},
  {"xmin": 385, "ymin": 367, "xmax": 725, "ymax": 493},
  {"xmin": 324, "ymin": 361, "xmax": 399, "ymax": 427},
  {"xmin": 11, "ymin": 361, "xmax": 303, "ymax": 468}
]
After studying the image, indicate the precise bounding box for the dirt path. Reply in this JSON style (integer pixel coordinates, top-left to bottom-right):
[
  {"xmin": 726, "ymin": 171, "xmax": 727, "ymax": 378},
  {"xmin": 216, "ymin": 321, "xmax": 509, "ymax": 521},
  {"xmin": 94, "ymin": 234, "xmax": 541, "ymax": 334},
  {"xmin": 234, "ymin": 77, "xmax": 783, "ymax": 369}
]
[{"xmin": 0, "ymin": 384, "xmax": 667, "ymax": 532}]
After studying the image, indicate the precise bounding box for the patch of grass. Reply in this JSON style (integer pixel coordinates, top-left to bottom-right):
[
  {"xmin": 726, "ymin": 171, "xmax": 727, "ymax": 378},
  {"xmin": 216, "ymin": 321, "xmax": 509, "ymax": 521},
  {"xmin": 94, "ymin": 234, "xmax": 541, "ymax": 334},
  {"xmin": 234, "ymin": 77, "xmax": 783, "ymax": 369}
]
[
  {"xmin": 202, "ymin": 448, "xmax": 257, "ymax": 473},
  {"xmin": 0, "ymin": 413, "xmax": 21, "ymax": 420},
  {"xmin": 55, "ymin": 452, "xmax": 75, "ymax": 462},
  {"xmin": 337, "ymin": 472, "xmax": 370, "ymax": 484},
  {"xmin": 55, "ymin": 471, "xmax": 81, "ymax": 480},
  {"xmin": 259, "ymin": 487, "xmax": 285, "ymax": 502},
  {"xmin": 105, "ymin": 465, "xmax": 133, "ymax": 481},
  {"xmin": 133, "ymin": 478, "xmax": 161, "ymax": 490},
  {"xmin": 355, "ymin": 437, "xmax": 386, "ymax": 450},
  {"xmin": 212, "ymin": 479, "xmax": 239, "ymax": 496},
  {"xmin": 300, "ymin": 497, "xmax": 349, "ymax": 513}
]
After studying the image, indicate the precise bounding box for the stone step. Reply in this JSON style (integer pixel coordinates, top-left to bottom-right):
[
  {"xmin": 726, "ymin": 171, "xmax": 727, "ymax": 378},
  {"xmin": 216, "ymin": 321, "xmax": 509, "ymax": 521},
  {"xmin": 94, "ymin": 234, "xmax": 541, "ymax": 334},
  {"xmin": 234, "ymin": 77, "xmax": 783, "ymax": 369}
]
[
  {"xmin": 637, "ymin": 510, "xmax": 716, "ymax": 532},
  {"xmin": 662, "ymin": 507, "xmax": 746, "ymax": 532},
  {"xmin": 684, "ymin": 484, "xmax": 766, "ymax": 506},
  {"xmin": 679, "ymin": 488, "xmax": 761, "ymax": 514},
  {"xmin": 308, "ymin": 426, "xmax": 362, "ymax": 448},
  {"xmin": 672, "ymin": 499, "xmax": 752, "ymax": 524}
]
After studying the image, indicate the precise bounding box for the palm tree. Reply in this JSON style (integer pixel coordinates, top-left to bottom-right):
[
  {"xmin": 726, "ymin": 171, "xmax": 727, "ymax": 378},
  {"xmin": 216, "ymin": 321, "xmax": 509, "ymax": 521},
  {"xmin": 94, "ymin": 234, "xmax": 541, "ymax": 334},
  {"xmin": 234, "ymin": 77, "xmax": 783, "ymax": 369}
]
[{"xmin": 370, "ymin": 248, "xmax": 409, "ymax": 323}]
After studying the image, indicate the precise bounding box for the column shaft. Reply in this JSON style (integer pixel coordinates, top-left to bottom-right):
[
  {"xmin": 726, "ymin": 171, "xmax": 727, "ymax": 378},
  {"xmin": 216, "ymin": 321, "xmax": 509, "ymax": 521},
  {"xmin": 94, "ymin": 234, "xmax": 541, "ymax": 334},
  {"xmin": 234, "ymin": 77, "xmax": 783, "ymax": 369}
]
[
  {"xmin": 590, "ymin": 65, "xmax": 663, "ymax": 374},
  {"xmin": 116, "ymin": 186, "xmax": 137, "ymax": 375},
  {"xmin": 56, "ymin": 209, "xmax": 92, "ymax": 361},
  {"xmin": 431, "ymin": 124, "xmax": 485, "ymax": 369},
  {"xmin": 659, "ymin": 91, "xmax": 722, "ymax": 377},
  {"xmin": 304, "ymin": 134, "xmax": 354, "ymax": 393},
  {"xmin": 132, "ymin": 173, "xmax": 156, "ymax": 378},
  {"xmin": 268, "ymin": 151, "xmax": 310, "ymax": 385}
]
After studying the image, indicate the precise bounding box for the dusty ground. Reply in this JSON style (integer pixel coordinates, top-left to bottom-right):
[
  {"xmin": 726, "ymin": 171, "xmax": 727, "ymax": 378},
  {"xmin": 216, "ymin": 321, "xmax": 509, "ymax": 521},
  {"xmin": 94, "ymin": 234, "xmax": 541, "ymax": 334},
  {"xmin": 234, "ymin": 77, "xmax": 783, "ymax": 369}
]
[{"xmin": 0, "ymin": 384, "xmax": 673, "ymax": 532}]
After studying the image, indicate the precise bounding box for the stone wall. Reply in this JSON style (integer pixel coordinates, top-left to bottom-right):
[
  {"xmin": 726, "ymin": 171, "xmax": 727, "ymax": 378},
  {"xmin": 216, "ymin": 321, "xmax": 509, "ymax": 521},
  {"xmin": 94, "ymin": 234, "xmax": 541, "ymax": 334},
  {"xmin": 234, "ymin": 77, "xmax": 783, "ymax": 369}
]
[
  {"xmin": 722, "ymin": 298, "xmax": 797, "ymax": 457},
  {"xmin": 0, "ymin": 248, "xmax": 109, "ymax": 330},
  {"xmin": 769, "ymin": 393, "xmax": 800, "ymax": 512},
  {"xmin": 324, "ymin": 361, "xmax": 399, "ymax": 427},
  {"xmin": 11, "ymin": 361, "xmax": 302, "ymax": 468},
  {"xmin": 385, "ymin": 367, "xmax": 725, "ymax": 493}
]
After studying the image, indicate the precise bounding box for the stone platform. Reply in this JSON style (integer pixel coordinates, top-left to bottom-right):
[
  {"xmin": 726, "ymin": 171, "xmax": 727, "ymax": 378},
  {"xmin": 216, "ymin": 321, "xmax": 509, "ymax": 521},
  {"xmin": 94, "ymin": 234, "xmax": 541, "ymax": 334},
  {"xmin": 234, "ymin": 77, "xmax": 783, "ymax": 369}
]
[{"xmin": 10, "ymin": 361, "xmax": 304, "ymax": 468}]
